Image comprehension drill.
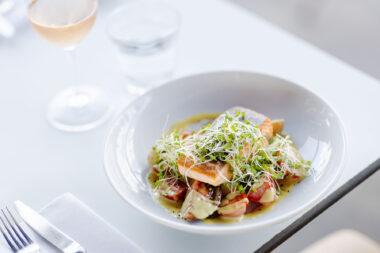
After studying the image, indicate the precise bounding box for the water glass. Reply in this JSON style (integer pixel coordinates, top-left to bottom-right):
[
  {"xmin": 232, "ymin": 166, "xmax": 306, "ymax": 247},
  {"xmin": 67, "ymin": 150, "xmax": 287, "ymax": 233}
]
[{"xmin": 107, "ymin": 1, "xmax": 180, "ymax": 94}]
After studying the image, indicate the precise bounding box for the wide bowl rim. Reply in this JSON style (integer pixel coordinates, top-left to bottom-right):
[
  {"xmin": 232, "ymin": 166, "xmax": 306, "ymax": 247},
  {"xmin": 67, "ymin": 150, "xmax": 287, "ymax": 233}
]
[{"xmin": 104, "ymin": 71, "xmax": 347, "ymax": 234}]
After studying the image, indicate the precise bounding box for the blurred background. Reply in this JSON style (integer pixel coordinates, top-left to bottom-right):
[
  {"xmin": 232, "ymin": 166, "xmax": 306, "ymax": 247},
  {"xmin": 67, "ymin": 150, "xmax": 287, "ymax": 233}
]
[
  {"xmin": 230, "ymin": 0, "xmax": 380, "ymax": 252},
  {"xmin": 233, "ymin": 0, "xmax": 380, "ymax": 80}
]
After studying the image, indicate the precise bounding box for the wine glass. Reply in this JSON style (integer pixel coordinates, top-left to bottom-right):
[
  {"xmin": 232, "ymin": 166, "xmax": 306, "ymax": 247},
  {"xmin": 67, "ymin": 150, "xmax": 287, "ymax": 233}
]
[{"xmin": 27, "ymin": 0, "xmax": 111, "ymax": 132}]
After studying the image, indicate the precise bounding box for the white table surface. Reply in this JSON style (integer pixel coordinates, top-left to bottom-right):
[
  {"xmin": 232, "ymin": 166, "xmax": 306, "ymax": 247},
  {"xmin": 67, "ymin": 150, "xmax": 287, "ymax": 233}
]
[{"xmin": 1, "ymin": 0, "xmax": 379, "ymax": 252}]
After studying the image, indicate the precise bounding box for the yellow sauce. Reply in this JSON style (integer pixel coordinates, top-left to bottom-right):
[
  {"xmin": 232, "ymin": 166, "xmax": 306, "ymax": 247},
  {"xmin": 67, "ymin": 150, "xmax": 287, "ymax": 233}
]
[
  {"xmin": 147, "ymin": 113, "xmax": 304, "ymax": 224},
  {"xmin": 169, "ymin": 112, "xmax": 220, "ymax": 133}
]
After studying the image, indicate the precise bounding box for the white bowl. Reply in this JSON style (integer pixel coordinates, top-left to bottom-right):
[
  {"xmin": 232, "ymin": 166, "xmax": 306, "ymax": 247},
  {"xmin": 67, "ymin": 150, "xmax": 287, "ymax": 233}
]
[{"xmin": 104, "ymin": 71, "xmax": 346, "ymax": 234}]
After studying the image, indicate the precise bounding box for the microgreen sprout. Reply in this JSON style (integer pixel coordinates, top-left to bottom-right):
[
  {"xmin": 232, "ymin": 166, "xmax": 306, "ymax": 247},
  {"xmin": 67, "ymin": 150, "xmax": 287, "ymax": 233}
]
[{"xmin": 152, "ymin": 111, "xmax": 311, "ymax": 193}]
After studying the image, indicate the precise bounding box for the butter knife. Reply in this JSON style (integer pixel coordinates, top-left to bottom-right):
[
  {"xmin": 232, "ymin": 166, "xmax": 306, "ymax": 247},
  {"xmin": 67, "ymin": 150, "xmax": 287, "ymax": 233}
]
[{"xmin": 14, "ymin": 201, "xmax": 86, "ymax": 253}]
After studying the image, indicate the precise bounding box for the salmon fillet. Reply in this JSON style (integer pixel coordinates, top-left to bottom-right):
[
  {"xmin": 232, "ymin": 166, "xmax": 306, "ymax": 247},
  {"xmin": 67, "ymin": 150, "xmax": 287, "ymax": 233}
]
[
  {"xmin": 178, "ymin": 156, "xmax": 232, "ymax": 186},
  {"xmin": 177, "ymin": 107, "xmax": 273, "ymax": 186},
  {"xmin": 259, "ymin": 118, "xmax": 274, "ymax": 138},
  {"xmin": 215, "ymin": 107, "xmax": 274, "ymax": 138}
]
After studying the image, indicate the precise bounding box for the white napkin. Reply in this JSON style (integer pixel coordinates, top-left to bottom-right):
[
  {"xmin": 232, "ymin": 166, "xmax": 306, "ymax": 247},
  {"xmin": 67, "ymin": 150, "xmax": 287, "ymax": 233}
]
[
  {"xmin": 1, "ymin": 193, "xmax": 144, "ymax": 253},
  {"xmin": 0, "ymin": 244, "xmax": 9, "ymax": 253}
]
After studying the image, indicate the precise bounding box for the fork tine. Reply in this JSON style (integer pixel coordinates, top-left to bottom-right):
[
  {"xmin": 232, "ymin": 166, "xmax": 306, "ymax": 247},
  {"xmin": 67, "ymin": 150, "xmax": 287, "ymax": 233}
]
[
  {"xmin": 6, "ymin": 207, "xmax": 33, "ymax": 244},
  {"xmin": 0, "ymin": 215, "xmax": 21, "ymax": 251},
  {"xmin": 2, "ymin": 209, "xmax": 27, "ymax": 247},
  {"xmin": 0, "ymin": 221, "xmax": 17, "ymax": 252}
]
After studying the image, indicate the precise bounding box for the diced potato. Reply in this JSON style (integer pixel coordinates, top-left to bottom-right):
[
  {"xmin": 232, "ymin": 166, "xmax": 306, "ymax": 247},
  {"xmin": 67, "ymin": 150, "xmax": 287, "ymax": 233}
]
[
  {"xmin": 158, "ymin": 179, "xmax": 187, "ymax": 201},
  {"xmin": 218, "ymin": 192, "xmax": 249, "ymax": 218},
  {"xmin": 248, "ymin": 176, "xmax": 278, "ymax": 204}
]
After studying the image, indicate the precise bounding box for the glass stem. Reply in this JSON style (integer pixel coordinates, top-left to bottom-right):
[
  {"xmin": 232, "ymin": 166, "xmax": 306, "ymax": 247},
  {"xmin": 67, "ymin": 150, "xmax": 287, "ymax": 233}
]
[
  {"xmin": 67, "ymin": 48, "xmax": 79, "ymax": 88},
  {"xmin": 66, "ymin": 48, "xmax": 89, "ymax": 107}
]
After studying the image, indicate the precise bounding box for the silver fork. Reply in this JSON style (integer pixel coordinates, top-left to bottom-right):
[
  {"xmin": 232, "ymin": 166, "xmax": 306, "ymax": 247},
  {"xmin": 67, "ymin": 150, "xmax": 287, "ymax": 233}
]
[{"xmin": 0, "ymin": 207, "xmax": 40, "ymax": 253}]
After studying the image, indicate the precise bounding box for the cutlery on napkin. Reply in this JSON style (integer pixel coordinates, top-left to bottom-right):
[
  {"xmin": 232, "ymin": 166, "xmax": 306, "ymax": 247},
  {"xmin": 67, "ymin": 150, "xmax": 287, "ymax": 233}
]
[{"xmin": 12, "ymin": 193, "xmax": 144, "ymax": 253}]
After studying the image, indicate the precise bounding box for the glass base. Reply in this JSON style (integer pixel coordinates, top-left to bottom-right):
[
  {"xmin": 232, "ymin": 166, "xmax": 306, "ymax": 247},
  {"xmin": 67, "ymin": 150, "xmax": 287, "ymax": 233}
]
[{"xmin": 47, "ymin": 86, "xmax": 111, "ymax": 132}]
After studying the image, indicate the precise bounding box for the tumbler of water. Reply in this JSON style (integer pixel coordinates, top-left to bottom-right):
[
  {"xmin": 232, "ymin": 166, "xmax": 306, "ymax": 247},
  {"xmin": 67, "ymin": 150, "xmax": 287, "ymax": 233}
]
[{"xmin": 107, "ymin": 1, "xmax": 180, "ymax": 94}]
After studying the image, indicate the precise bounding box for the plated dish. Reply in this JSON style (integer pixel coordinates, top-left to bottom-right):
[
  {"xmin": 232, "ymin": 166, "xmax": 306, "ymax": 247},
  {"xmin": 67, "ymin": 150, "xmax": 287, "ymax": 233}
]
[
  {"xmin": 148, "ymin": 107, "xmax": 310, "ymax": 223},
  {"xmin": 104, "ymin": 71, "xmax": 346, "ymax": 234}
]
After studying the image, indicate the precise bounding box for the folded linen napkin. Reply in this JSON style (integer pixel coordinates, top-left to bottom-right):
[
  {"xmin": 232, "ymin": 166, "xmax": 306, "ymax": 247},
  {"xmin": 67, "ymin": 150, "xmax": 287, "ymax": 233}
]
[{"xmin": 0, "ymin": 193, "xmax": 144, "ymax": 253}]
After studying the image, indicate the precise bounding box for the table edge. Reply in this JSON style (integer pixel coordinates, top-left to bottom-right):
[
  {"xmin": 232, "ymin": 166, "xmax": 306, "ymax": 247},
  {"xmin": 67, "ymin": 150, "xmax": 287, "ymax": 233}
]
[{"xmin": 254, "ymin": 158, "xmax": 380, "ymax": 253}]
